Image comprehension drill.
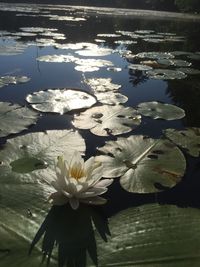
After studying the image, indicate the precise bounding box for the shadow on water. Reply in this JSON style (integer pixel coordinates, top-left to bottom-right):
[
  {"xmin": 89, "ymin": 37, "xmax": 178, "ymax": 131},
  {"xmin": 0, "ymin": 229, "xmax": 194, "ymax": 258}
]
[{"xmin": 29, "ymin": 204, "xmax": 110, "ymax": 267}]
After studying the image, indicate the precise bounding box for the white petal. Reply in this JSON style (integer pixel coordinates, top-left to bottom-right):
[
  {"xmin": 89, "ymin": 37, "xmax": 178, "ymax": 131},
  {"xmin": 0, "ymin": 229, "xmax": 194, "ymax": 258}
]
[
  {"xmin": 49, "ymin": 192, "xmax": 68, "ymax": 206},
  {"xmin": 93, "ymin": 178, "xmax": 113, "ymax": 188},
  {"xmin": 80, "ymin": 196, "xmax": 107, "ymax": 205},
  {"xmin": 78, "ymin": 187, "xmax": 108, "ymax": 198},
  {"xmin": 69, "ymin": 197, "xmax": 79, "ymax": 210}
]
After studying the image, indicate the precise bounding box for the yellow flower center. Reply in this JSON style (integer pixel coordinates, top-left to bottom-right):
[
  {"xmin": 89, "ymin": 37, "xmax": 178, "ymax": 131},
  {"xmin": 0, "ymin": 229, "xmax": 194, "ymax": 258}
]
[{"xmin": 70, "ymin": 165, "xmax": 85, "ymax": 180}]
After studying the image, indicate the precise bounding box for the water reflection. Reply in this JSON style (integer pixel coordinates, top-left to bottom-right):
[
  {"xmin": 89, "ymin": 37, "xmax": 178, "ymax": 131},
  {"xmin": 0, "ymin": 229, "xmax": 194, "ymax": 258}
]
[{"xmin": 29, "ymin": 204, "xmax": 110, "ymax": 267}]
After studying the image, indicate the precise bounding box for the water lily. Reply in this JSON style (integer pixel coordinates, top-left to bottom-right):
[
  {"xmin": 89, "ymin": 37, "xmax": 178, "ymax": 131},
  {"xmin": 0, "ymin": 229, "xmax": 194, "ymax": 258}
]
[{"xmin": 49, "ymin": 151, "xmax": 113, "ymax": 210}]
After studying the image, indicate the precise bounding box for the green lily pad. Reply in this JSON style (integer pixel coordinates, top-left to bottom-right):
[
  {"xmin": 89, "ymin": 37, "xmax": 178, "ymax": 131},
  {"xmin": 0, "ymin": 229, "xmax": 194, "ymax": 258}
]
[
  {"xmin": 135, "ymin": 52, "xmax": 174, "ymax": 60},
  {"xmin": 128, "ymin": 64, "xmax": 153, "ymax": 71},
  {"xmin": 0, "ymin": 102, "xmax": 38, "ymax": 138},
  {"xmin": 75, "ymin": 48, "xmax": 112, "ymax": 57},
  {"xmin": 95, "ymin": 204, "xmax": 200, "ymax": 267},
  {"xmin": 157, "ymin": 59, "xmax": 192, "ymax": 67},
  {"xmin": 0, "ymin": 129, "xmax": 85, "ymax": 183},
  {"xmin": 37, "ymin": 54, "xmax": 77, "ymax": 63},
  {"xmin": 164, "ymin": 128, "xmax": 200, "ymax": 157},
  {"xmin": 0, "ymin": 43, "xmax": 27, "ymax": 56},
  {"xmin": 0, "ymin": 75, "xmax": 30, "ymax": 88},
  {"xmin": 96, "ymin": 135, "xmax": 185, "ymax": 193},
  {"xmin": 94, "ymin": 91, "xmax": 128, "ymax": 105},
  {"xmin": 26, "ymin": 89, "xmax": 96, "ymax": 114},
  {"xmin": 146, "ymin": 69, "xmax": 187, "ymax": 80},
  {"xmin": 73, "ymin": 105, "xmax": 141, "ymax": 136},
  {"xmin": 177, "ymin": 67, "xmax": 200, "ymax": 75},
  {"xmin": 85, "ymin": 78, "xmax": 121, "ymax": 92},
  {"xmin": 137, "ymin": 101, "xmax": 185, "ymax": 120}
]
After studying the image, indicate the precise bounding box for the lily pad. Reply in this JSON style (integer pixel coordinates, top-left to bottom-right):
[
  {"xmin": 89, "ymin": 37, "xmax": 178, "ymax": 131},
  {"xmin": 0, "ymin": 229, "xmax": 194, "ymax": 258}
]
[
  {"xmin": 75, "ymin": 48, "xmax": 112, "ymax": 57},
  {"xmin": 135, "ymin": 52, "xmax": 174, "ymax": 60},
  {"xmin": 0, "ymin": 102, "xmax": 38, "ymax": 138},
  {"xmin": 0, "ymin": 129, "xmax": 86, "ymax": 183},
  {"xmin": 157, "ymin": 59, "xmax": 192, "ymax": 67},
  {"xmin": 128, "ymin": 64, "xmax": 153, "ymax": 71},
  {"xmin": 0, "ymin": 43, "xmax": 27, "ymax": 56},
  {"xmin": 137, "ymin": 101, "xmax": 185, "ymax": 120},
  {"xmin": 146, "ymin": 69, "xmax": 187, "ymax": 80},
  {"xmin": 96, "ymin": 135, "xmax": 185, "ymax": 193},
  {"xmin": 0, "ymin": 75, "xmax": 30, "ymax": 88},
  {"xmin": 73, "ymin": 105, "xmax": 141, "ymax": 136},
  {"xmin": 94, "ymin": 91, "xmax": 128, "ymax": 105},
  {"xmin": 85, "ymin": 78, "xmax": 121, "ymax": 92},
  {"xmin": 177, "ymin": 67, "xmax": 200, "ymax": 75},
  {"xmin": 95, "ymin": 204, "xmax": 200, "ymax": 267},
  {"xmin": 164, "ymin": 128, "xmax": 200, "ymax": 157},
  {"xmin": 26, "ymin": 89, "xmax": 96, "ymax": 114},
  {"xmin": 37, "ymin": 54, "xmax": 77, "ymax": 63}
]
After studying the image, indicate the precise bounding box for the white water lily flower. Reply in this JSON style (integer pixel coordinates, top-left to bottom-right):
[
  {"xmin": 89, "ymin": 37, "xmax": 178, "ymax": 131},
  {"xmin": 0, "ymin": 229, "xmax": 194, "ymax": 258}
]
[{"xmin": 50, "ymin": 151, "xmax": 113, "ymax": 210}]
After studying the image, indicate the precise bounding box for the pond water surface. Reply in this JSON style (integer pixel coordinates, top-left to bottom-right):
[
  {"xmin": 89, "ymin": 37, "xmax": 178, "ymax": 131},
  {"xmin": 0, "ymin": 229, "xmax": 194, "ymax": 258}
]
[{"xmin": 1, "ymin": 4, "xmax": 200, "ymax": 265}]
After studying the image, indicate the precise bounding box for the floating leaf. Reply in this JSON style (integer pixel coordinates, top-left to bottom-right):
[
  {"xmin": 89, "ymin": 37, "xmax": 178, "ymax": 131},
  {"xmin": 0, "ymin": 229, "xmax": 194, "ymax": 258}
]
[
  {"xmin": 37, "ymin": 54, "xmax": 77, "ymax": 63},
  {"xmin": 73, "ymin": 105, "xmax": 141, "ymax": 136},
  {"xmin": 0, "ymin": 102, "xmax": 38, "ymax": 138},
  {"xmin": 177, "ymin": 67, "xmax": 200, "ymax": 75},
  {"xmin": 96, "ymin": 135, "xmax": 185, "ymax": 193},
  {"xmin": 157, "ymin": 59, "xmax": 192, "ymax": 67},
  {"xmin": 134, "ymin": 52, "xmax": 174, "ymax": 60},
  {"xmin": 164, "ymin": 128, "xmax": 200, "ymax": 157},
  {"xmin": 0, "ymin": 129, "xmax": 86, "ymax": 184},
  {"xmin": 146, "ymin": 69, "xmax": 187, "ymax": 80},
  {"xmin": 95, "ymin": 204, "xmax": 200, "ymax": 267},
  {"xmin": 75, "ymin": 48, "xmax": 112, "ymax": 57},
  {"xmin": 94, "ymin": 91, "xmax": 128, "ymax": 105},
  {"xmin": 0, "ymin": 75, "xmax": 30, "ymax": 88},
  {"xmin": 26, "ymin": 89, "xmax": 96, "ymax": 114},
  {"xmin": 97, "ymin": 33, "xmax": 121, "ymax": 38},
  {"xmin": 137, "ymin": 101, "xmax": 185, "ymax": 120},
  {"xmin": 0, "ymin": 43, "xmax": 27, "ymax": 56},
  {"xmin": 128, "ymin": 64, "xmax": 153, "ymax": 71},
  {"xmin": 85, "ymin": 78, "xmax": 121, "ymax": 92}
]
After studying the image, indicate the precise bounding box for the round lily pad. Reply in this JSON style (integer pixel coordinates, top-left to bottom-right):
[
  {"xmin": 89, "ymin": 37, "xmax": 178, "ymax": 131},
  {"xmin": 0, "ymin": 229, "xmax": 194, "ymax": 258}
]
[
  {"xmin": 157, "ymin": 59, "xmax": 192, "ymax": 67},
  {"xmin": 0, "ymin": 75, "xmax": 30, "ymax": 88},
  {"xmin": 94, "ymin": 91, "xmax": 128, "ymax": 105},
  {"xmin": 73, "ymin": 105, "xmax": 141, "ymax": 136},
  {"xmin": 135, "ymin": 52, "xmax": 174, "ymax": 60},
  {"xmin": 0, "ymin": 102, "xmax": 38, "ymax": 138},
  {"xmin": 146, "ymin": 69, "xmax": 187, "ymax": 80},
  {"xmin": 96, "ymin": 135, "xmax": 186, "ymax": 193},
  {"xmin": 128, "ymin": 64, "xmax": 153, "ymax": 71},
  {"xmin": 164, "ymin": 128, "xmax": 200, "ymax": 157},
  {"xmin": 177, "ymin": 68, "xmax": 200, "ymax": 75},
  {"xmin": 137, "ymin": 101, "xmax": 185, "ymax": 120},
  {"xmin": 26, "ymin": 88, "xmax": 97, "ymax": 114}
]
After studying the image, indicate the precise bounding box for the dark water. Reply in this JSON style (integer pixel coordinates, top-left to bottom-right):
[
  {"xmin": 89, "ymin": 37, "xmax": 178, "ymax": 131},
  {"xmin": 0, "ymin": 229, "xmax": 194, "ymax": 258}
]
[{"xmin": 0, "ymin": 3, "xmax": 200, "ymax": 216}]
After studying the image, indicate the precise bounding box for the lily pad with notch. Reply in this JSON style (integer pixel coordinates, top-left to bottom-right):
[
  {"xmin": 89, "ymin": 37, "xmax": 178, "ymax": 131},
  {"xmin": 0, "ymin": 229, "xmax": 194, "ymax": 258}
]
[
  {"xmin": 96, "ymin": 135, "xmax": 186, "ymax": 193},
  {"xmin": 164, "ymin": 128, "xmax": 200, "ymax": 157},
  {"xmin": 0, "ymin": 102, "xmax": 38, "ymax": 138},
  {"xmin": 73, "ymin": 105, "xmax": 141, "ymax": 136},
  {"xmin": 137, "ymin": 101, "xmax": 185, "ymax": 120}
]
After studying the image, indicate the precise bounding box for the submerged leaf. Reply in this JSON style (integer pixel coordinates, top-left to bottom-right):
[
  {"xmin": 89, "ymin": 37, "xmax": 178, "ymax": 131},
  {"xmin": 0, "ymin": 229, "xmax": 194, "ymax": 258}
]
[
  {"xmin": 73, "ymin": 105, "xmax": 141, "ymax": 136},
  {"xmin": 26, "ymin": 89, "xmax": 96, "ymax": 114},
  {"xmin": 137, "ymin": 101, "xmax": 185, "ymax": 120},
  {"xmin": 164, "ymin": 128, "xmax": 200, "ymax": 157},
  {"xmin": 96, "ymin": 135, "xmax": 185, "ymax": 193},
  {"xmin": 0, "ymin": 102, "xmax": 38, "ymax": 138}
]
